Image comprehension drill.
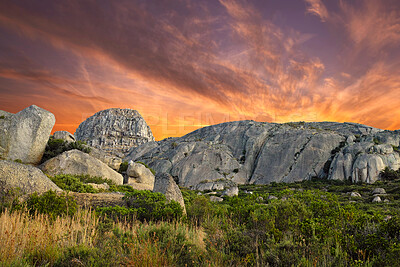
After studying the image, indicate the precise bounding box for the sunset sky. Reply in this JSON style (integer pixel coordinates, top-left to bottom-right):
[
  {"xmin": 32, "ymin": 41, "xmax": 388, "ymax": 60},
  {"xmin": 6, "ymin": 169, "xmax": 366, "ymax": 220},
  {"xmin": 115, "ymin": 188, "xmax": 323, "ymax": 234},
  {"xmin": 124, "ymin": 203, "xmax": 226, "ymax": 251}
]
[{"xmin": 0, "ymin": 0, "xmax": 399, "ymax": 140}]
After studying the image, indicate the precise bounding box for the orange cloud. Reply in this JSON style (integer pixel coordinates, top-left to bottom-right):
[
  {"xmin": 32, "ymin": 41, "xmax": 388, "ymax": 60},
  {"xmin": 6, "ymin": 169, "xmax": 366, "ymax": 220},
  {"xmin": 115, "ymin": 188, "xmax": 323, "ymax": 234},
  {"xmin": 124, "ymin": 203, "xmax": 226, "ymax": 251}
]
[
  {"xmin": 304, "ymin": 0, "xmax": 329, "ymax": 22},
  {"xmin": 0, "ymin": 0, "xmax": 399, "ymax": 141}
]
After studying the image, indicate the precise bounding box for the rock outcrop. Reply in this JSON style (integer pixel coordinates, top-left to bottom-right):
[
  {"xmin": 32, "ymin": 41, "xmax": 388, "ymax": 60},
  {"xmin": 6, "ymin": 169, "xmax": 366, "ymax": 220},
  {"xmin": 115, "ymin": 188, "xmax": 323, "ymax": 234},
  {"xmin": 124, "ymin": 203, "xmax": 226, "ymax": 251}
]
[
  {"xmin": 0, "ymin": 105, "xmax": 55, "ymax": 164},
  {"xmin": 53, "ymin": 131, "xmax": 75, "ymax": 143},
  {"xmin": 40, "ymin": 149, "xmax": 124, "ymax": 185},
  {"xmin": 328, "ymin": 132, "xmax": 400, "ymax": 183},
  {"xmin": 126, "ymin": 161, "xmax": 155, "ymax": 190},
  {"xmin": 75, "ymin": 108, "xmax": 154, "ymax": 157},
  {"xmin": 153, "ymin": 172, "xmax": 186, "ymax": 212},
  {"xmin": 125, "ymin": 121, "xmax": 400, "ymax": 188},
  {"xmin": 89, "ymin": 147, "xmax": 123, "ymax": 171},
  {"xmin": 0, "ymin": 160, "xmax": 61, "ymax": 195}
]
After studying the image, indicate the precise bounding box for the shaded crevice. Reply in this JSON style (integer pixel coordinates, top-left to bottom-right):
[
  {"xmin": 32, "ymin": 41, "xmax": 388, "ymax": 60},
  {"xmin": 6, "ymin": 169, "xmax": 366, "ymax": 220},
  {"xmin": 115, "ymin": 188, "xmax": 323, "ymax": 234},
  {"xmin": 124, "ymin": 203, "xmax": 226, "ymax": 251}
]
[{"xmin": 283, "ymin": 134, "xmax": 314, "ymax": 179}]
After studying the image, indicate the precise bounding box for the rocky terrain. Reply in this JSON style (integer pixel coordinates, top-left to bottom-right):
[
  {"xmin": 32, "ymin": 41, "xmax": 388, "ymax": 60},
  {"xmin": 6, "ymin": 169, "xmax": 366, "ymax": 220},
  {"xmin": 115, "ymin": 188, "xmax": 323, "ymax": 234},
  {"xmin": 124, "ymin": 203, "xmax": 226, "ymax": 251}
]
[
  {"xmin": 1, "ymin": 105, "xmax": 400, "ymax": 201},
  {"xmin": 75, "ymin": 108, "xmax": 154, "ymax": 157},
  {"xmin": 126, "ymin": 121, "xmax": 400, "ymax": 190}
]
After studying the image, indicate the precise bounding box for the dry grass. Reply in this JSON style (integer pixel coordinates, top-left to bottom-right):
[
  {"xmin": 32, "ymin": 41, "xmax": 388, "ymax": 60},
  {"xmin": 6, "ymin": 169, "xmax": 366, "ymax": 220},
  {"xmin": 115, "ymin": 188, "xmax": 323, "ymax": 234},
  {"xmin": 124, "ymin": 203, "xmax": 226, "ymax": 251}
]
[
  {"xmin": 0, "ymin": 208, "xmax": 98, "ymax": 265},
  {"xmin": 0, "ymin": 209, "xmax": 209, "ymax": 266}
]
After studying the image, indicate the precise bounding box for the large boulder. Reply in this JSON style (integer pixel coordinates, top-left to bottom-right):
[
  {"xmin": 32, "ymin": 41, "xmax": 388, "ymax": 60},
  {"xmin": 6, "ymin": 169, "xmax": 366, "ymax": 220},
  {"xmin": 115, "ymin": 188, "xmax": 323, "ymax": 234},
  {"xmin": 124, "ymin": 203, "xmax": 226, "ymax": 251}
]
[
  {"xmin": 40, "ymin": 149, "xmax": 124, "ymax": 185},
  {"xmin": 75, "ymin": 108, "xmax": 154, "ymax": 157},
  {"xmin": 126, "ymin": 162, "xmax": 155, "ymax": 190},
  {"xmin": 153, "ymin": 172, "xmax": 186, "ymax": 213},
  {"xmin": 53, "ymin": 131, "xmax": 75, "ymax": 143},
  {"xmin": 0, "ymin": 105, "xmax": 55, "ymax": 164},
  {"xmin": 0, "ymin": 160, "xmax": 61, "ymax": 195},
  {"xmin": 89, "ymin": 147, "xmax": 123, "ymax": 171}
]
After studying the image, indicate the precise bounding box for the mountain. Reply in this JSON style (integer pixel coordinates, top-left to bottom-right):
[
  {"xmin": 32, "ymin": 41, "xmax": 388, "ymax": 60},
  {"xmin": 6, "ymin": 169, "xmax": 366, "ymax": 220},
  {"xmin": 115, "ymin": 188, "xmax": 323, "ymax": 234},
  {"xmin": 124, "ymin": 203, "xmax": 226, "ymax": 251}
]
[{"xmin": 125, "ymin": 120, "xmax": 400, "ymax": 190}]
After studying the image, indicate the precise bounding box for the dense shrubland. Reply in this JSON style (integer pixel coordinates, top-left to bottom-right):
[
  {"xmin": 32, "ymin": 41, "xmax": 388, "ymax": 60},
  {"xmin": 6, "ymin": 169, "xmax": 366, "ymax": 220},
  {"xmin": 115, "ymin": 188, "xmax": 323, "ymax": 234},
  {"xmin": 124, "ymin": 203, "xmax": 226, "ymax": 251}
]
[{"xmin": 2, "ymin": 176, "xmax": 400, "ymax": 266}]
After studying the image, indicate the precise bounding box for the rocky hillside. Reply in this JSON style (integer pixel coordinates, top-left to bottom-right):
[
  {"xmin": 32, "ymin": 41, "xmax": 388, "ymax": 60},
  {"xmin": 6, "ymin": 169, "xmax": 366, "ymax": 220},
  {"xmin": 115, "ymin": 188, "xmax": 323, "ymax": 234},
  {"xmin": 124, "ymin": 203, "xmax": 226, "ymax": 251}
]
[
  {"xmin": 75, "ymin": 108, "xmax": 154, "ymax": 157},
  {"xmin": 125, "ymin": 121, "xmax": 400, "ymax": 190}
]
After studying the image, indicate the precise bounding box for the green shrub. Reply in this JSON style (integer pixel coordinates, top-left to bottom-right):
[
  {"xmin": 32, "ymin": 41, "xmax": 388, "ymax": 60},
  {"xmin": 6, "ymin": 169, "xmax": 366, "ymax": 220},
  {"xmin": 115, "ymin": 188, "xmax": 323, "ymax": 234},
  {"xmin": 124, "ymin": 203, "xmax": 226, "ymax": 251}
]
[
  {"xmin": 380, "ymin": 167, "xmax": 400, "ymax": 181},
  {"xmin": 118, "ymin": 161, "xmax": 129, "ymax": 174},
  {"xmin": 41, "ymin": 137, "xmax": 91, "ymax": 163},
  {"xmin": 97, "ymin": 190, "xmax": 183, "ymax": 222},
  {"xmin": 13, "ymin": 159, "xmax": 23, "ymax": 164},
  {"xmin": 0, "ymin": 187, "xmax": 23, "ymax": 212},
  {"xmin": 26, "ymin": 190, "xmax": 77, "ymax": 219},
  {"xmin": 50, "ymin": 174, "xmax": 101, "ymax": 193}
]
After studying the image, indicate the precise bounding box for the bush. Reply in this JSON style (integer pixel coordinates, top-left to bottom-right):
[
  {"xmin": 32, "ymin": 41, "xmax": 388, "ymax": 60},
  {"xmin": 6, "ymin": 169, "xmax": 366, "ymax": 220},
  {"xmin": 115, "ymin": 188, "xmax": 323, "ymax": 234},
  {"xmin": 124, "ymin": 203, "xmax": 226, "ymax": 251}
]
[
  {"xmin": 118, "ymin": 161, "xmax": 129, "ymax": 174},
  {"xmin": 380, "ymin": 167, "xmax": 400, "ymax": 181},
  {"xmin": 49, "ymin": 174, "xmax": 112, "ymax": 193},
  {"xmin": 41, "ymin": 137, "xmax": 91, "ymax": 163},
  {"xmin": 97, "ymin": 190, "xmax": 183, "ymax": 222},
  {"xmin": 26, "ymin": 190, "xmax": 77, "ymax": 219}
]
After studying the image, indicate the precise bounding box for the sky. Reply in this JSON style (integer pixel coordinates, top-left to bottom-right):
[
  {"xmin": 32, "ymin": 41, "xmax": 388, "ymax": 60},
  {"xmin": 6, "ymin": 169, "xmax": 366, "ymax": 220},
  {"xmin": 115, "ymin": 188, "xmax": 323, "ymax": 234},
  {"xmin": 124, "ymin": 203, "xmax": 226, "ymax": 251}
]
[{"xmin": 0, "ymin": 0, "xmax": 399, "ymax": 140}]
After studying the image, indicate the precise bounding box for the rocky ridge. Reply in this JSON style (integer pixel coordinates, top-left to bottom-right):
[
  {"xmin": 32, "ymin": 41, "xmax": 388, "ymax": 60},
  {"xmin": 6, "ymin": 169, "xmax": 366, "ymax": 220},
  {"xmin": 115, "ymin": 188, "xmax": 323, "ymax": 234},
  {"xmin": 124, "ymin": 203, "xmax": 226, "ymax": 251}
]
[
  {"xmin": 75, "ymin": 108, "xmax": 154, "ymax": 157},
  {"xmin": 125, "ymin": 121, "xmax": 400, "ymax": 190}
]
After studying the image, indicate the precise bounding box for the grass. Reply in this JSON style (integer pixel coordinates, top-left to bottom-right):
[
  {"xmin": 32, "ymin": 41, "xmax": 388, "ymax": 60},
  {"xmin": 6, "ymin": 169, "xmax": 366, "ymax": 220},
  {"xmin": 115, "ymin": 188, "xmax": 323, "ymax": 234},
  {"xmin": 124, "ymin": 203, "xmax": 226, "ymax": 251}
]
[
  {"xmin": 3, "ymin": 177, "xmax": 400, "ymax": 266},
  {"xmin": 0, "ymin": 208, "xmax": 207, "ymax": 266}
]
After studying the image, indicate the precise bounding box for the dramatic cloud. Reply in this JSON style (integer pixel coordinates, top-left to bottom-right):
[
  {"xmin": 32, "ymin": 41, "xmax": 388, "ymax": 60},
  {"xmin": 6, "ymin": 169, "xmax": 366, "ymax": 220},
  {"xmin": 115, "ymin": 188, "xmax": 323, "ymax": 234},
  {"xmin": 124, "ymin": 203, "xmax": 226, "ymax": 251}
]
[
  {"xmin": 0, "ymin": 0, "xmax": 399, "ymax": 139},
  {"xmin": 305, "ymin": 0, "xmax": 329, "ymax": 22}
]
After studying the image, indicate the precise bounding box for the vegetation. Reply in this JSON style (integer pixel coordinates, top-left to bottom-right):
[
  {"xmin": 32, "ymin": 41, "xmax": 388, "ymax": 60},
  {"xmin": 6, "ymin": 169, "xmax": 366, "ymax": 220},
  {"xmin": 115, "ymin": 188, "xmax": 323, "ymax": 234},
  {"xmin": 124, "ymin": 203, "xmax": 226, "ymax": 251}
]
[
  {"xmin": 380, "ymin": 167, "xmax": 400, "ymax": 181},
  {"xmin": 41, "ymin": 137, "xmax": 91, "ymax": 163},
  {"xmin": 118, "ymin": 161, "xmax": 129, "ymax": 173},
  {"xmin": 97, "ymin": 190, "xmax": 183, "ymax": 222},
  {"xmin": 3, "ymin": 178, "xmax": 400, "ymax": 265}
]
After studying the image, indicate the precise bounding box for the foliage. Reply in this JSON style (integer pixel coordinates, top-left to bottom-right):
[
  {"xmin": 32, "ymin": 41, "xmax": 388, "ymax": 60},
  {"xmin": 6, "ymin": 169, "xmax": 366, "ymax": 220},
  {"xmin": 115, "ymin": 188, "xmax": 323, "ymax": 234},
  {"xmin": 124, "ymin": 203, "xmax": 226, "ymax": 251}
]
[
  {"xmin": 41, "ymin": 137, "xmax": 91, "ymax": 163},
  {"xmin": 5, "ymin": 178, "xmax": 400, "ymax": 266},
  {"xmin": 26, "ymin": 190, "xmax": 77, "ymax": 219},
  {"xmin": 118, "ymin": 161, "xmax": 129, "ymax": 173},
  {"xmin": 380, "ymin": 167, "xmax": 400, "ymax": 181},
  {"xmin": 97, "ymin": 190, "xmax": 183, "ymax": 222},
  {"xmin": 49, "ymin": 174, "xmax": 113, "ymax": 193}
]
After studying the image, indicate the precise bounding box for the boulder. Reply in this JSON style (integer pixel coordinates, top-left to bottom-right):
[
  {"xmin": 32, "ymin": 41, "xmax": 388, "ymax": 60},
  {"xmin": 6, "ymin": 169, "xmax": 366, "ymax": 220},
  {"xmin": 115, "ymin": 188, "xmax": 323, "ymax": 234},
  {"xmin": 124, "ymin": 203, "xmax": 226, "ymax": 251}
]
[
  {"xmin": 40, "ymin": 149, "xmax": 123, "ymax": 185},
  {"xmin": 87, "ymin": 183, "xmax": 110, "ymax": 191},
  {"xmin": 372, "ymin": 188, "xmax": 386, "ymax": 195},
  {"xmin": 210, "ymin": 196, "xmax": 223, "ymax": 202},
  {"xmin": 0, "ymin": 160, "xmax": 61, "ymax": 195},
  {"xmin": 75, "ymin": 108, "xmax": 154, "ymax": 157},
  {"xmin": 53, "ymin": 131, "xmax": 75, "ymax": 143},
  {"xmin": 89, "ymin": 147, "xmax": 123, "ymax": 171},
  {"xmin": 0, "ymin": 105, "xmax": 55, "ymax": 164},
  {"xmin": 153, "ymin": 172, "xmax": 186, "ymax": 212},
  {"xmin": 372, "ymin": 196, "xmax": 382, "ymax": 203},
  {"xmin": 222, "ymin": 186, "xmax": 239, "ymax": 197},
  {"xmin": 126, "ymin": 162, "xmax": 155, "ymax": 189},
  {"xmin": 350, "ymin": 192, "xmax": 362, "ymax": 198},
  {"xmin": 268, "ymin": 195, "xmax": 278, "ymax": 200}
]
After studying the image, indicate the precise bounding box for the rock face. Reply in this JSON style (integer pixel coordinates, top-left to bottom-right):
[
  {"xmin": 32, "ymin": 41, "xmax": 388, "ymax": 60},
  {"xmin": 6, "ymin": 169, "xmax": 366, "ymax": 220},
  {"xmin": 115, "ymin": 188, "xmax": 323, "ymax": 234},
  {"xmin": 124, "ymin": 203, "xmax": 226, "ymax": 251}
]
[
  {"xmin": 125, "ymin": 121, "xmax": 390, "ymax": 190},
  {"xmin": 0, "ymin": 160, "xmax": 61, "ymax": 195},
  {"xmin": 75, "ymin": 108, "xmax": 154, "ymax": 157},
  {"xmin": 53, "ymin": 131, "xmax": 75, "ymax": 143},
  {"xmin": 153, "ymin": 172, "xmax": 186, "ymax": 212},
  {"xmin": 0, "ymin": 105, "xmax": 55, "ymax": 164},
  {"xmin": 126, "ymin": 162, "xmax": 155, "ymax": 190},
  {"xmin": 40, "ymin": 149, "xmax": 124, "ymax": 185},
  {"xmin": 329, "ymin": 132, "xmax": 400, "ymax": 183}
]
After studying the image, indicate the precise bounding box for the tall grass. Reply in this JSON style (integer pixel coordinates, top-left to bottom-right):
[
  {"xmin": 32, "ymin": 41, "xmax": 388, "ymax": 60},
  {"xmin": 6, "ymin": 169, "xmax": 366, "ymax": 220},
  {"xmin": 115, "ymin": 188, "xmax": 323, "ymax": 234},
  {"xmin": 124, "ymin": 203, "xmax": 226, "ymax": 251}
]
[
  {"xmin": 0, "ymin": 208, "xmax": 98, "ymax": 265},
  {"xmin": 0, "ymin": 209, "xmax": 208, "ymax": 266}
]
